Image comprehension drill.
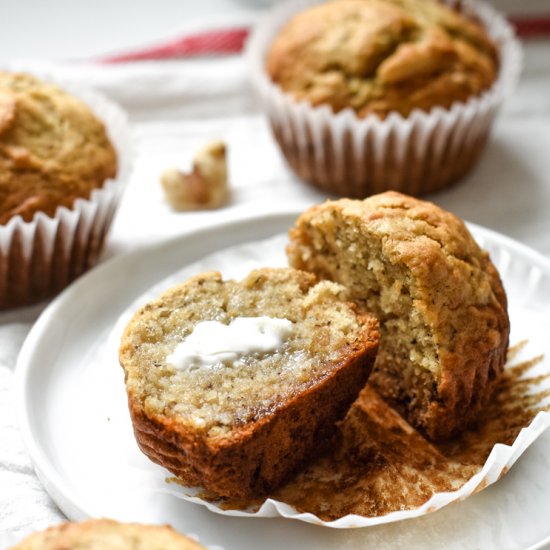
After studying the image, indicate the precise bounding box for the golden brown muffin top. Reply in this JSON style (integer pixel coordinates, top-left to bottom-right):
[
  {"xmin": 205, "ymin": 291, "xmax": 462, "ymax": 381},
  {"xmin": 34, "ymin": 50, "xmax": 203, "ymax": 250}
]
[
  {"xmin": 0, "ymin": 72, "xmax": 117, "ymax": 224},
  {"xmin": 9, "ymin": 519, "xmax": 205, "ymax": 550},
  {"xmin": 267, "ymin": 0, "xmax": 498, "ymax": 118}
]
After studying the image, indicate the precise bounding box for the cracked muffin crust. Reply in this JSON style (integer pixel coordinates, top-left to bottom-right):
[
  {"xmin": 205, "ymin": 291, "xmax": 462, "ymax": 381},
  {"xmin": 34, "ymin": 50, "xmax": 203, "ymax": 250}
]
[
  {"xmin": 0, "ymin": 71, "xmax": 117, "ymax": 224},
  {"xmin": 120, "ymin": 267, "xmax": 379, "ymax": 499},
  {"xmin": 267, "ymin": 0, "xmax": 498, "ymax": 118},
  {"xmin": 287, "ymin": 191, "xmax": 510, "ymax": 440}
]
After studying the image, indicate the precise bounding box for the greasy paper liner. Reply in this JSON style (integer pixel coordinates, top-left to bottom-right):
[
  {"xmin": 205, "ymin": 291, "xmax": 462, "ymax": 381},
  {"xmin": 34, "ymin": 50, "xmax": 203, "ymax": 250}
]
[
  {"xmin": 246, "ymin": 0, "xmax": 522, "ymax": 197},
  {"xmin": 0, "ymin": 78, "xmax": 133, "ymax": 309},
  {"xmin": 112, "ymin": 230, "xmax": 550, "ymax": 529}
]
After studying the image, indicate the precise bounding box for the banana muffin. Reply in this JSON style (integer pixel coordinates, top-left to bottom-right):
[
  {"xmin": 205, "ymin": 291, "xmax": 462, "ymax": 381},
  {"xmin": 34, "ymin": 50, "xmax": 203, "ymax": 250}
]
[
  {"xmin": 9, "ymin": 519, "xmax": 205, "ymax": 549},
  {"xmin": 120, "ymin": 267, "xmax": 379, "ymax": 499},
  {"xmin": 0, "ymin": 71, "xmax": 117, "ymax": 224},
  {"xmin": 267, "ymin": 0, "xmax": 498, "ymax": 118},
  {"xmin": 249, "ymin": 0, "xmax": 519, "ymax": 197},
  {"xmin": 0, "ymin": 71, "xmax": 128, "ymax": 309},
  {"xmin": 287, "ymin": 192, "xmax": 510, "ymax": 440}
]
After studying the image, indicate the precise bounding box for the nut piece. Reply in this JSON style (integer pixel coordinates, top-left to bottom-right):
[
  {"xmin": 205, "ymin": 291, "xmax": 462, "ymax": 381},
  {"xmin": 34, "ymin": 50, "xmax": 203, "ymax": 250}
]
[{"xmin": 161, "ymin": 141, "xmax": 229, "ymax": 211}]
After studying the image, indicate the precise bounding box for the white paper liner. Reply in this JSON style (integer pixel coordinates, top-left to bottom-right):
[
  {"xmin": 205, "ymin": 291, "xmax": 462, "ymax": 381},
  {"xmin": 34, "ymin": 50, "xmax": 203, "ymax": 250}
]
[
  {"xmin": 246, "ymin": 0, "xmax": 522, "ymax": 197},
  {"xmin": 0, "ymin": 74, "xmax": 133, "ymax": 308},
  {"xmin": 111, "ymin": 228, "xmax": 550, "ymax": 529}
]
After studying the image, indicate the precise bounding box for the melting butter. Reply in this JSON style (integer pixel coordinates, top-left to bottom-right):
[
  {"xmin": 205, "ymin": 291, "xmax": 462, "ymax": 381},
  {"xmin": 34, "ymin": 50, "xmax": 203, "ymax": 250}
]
[{"xmin": 166, "ymin": 316, "xmax": 294, "ymax": 371}]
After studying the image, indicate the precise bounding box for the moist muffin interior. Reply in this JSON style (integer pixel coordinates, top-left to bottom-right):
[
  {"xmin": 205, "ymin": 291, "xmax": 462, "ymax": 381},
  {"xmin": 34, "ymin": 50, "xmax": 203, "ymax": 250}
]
[
  {"xmin": 122, "ymin": 270, "xmax": 368, "ymax": 438},
  {"xmin": 287, "ymin": 193, "xmax": 510, "ymax": 439},
  {"xmin": 289, "ymin": 208, "xmax": 439, "ymax": 416}
]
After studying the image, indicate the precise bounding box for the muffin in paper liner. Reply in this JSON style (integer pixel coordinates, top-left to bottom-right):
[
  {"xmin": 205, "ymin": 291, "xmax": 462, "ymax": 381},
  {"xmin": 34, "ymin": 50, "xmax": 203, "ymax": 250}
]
[
  {"xmin": 1, "ymin": 520, "xmax": 224, "ymax": 550},
  {"xmin": 0, "ymin": 77, "xmax": 132, "ymax": 309},
  {"xmin": 246, "ymin": 0, "xmax": 522, "ymax": 198},
  {"xmin": 108, "ymin": 232, "xmax": 550, "ymax": 529}
]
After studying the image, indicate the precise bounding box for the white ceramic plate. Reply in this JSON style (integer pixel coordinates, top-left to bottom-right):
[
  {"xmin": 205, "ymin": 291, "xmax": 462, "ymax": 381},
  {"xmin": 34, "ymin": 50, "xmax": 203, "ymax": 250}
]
[{"xmin": 15, "ymin": 211, "xmax": 550, "ymax": 550}]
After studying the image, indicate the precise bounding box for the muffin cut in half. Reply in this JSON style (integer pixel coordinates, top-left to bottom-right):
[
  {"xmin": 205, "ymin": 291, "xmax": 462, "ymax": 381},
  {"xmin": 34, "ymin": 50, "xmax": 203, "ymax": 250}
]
[
  {"xmin": 120, "ymin": 267, "xmax": 379, "ymax": 499},
  {"xmin": 287, "ymin": 192, "xmax": 510, "ymax": 440},
  {"xmin": 9, "ymin": 519, "xmax": 205, "ymax": 550}
]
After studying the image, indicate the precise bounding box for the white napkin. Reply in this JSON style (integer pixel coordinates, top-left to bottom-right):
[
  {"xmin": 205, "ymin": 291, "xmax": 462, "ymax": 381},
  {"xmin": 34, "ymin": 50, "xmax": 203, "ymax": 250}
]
[{"xmin": 0, "ymin": 308, "xmax": 65, "ymax": 541}]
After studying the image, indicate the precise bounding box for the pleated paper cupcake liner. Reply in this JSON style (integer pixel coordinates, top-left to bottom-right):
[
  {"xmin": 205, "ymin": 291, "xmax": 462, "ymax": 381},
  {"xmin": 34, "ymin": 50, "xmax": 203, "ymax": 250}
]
[
  {"xmin": 247, "ymin": 0, "xmax": 522, "ymax": 197},
  {"xmin": 0, "ymin": 78, "xmax": 133, "ymax": 309}
]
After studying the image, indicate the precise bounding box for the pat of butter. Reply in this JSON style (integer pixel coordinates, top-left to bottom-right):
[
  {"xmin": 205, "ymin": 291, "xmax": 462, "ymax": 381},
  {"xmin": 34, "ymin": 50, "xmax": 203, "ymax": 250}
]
[{"xmin": 166, "ymin": 316, "xmax": 294, "ymax": 371}]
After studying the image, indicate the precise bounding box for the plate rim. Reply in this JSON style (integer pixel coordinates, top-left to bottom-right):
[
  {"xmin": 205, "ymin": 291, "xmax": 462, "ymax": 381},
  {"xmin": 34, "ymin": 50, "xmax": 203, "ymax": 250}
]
[
  {"xmin": 14, "ymin": 209, "xmax": 303, "ymax": 521},
  {"xmin": 13, "ymin": 210, "xmax": 550, "ymax": 537}
]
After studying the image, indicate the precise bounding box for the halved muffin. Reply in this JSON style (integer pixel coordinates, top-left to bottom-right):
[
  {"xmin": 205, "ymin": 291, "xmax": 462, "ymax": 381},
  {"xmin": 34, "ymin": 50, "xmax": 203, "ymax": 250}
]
[
  {"xmin": 287, "ymin": 191, "xmax": 510, "ymax": 440},
  {"xmin": 120, "ymin": 267, "xmax": 379, "ymax": 499}
]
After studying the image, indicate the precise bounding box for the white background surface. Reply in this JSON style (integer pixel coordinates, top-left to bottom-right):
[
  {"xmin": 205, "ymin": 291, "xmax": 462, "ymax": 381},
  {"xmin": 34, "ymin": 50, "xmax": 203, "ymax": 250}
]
[{"xmin": 1, "ymin": 0, "xmax": 550, "ymax": 547}]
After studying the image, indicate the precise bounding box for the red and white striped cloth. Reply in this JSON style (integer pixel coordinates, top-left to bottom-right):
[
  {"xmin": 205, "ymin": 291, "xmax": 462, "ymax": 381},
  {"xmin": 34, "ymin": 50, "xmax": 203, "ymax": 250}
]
[
  {"xmin": 99, "ymin": 27, "xmax": 250, "ymax": 63},
  {"xmin": 96, "ymin": 14, "xmax": 550, "ymax": 64}
]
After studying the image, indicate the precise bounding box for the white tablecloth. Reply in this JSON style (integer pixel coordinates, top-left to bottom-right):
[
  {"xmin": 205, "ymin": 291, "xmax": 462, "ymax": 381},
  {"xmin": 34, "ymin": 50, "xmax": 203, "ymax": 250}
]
[{"xmin": 1, "ymin": 23, "xmax": 550, "ymax": 547}]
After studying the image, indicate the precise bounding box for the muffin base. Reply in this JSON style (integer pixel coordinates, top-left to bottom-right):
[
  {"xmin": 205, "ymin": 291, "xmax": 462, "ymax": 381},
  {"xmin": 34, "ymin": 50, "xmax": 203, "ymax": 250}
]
[
  {"xmin": 271, "ymin": 117, "xmax": 492, "ymax": 197},
  {"xmin": 0, "ymin": 199, "xmax": 117, "ymax": 309}
]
